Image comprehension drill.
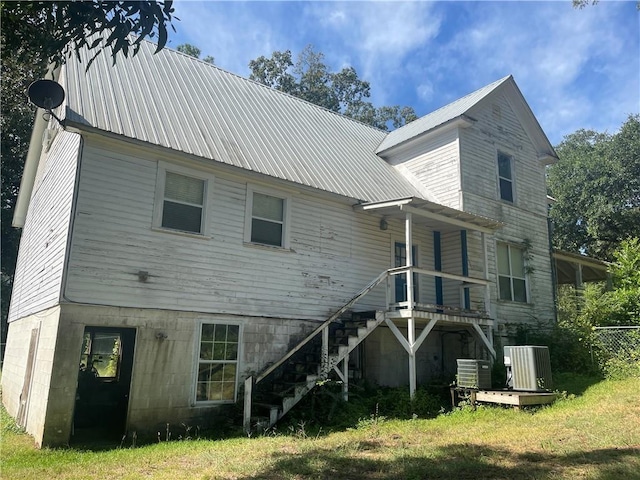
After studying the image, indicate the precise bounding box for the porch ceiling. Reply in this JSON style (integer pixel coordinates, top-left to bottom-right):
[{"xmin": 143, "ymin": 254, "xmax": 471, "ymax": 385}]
[
  {"xmin": 355, "ymin": 197, "xmax": 503, "ymax": 234},
  {"xmin": 553, "ymin": 250, "xmax": 609, "ymax": 284}
]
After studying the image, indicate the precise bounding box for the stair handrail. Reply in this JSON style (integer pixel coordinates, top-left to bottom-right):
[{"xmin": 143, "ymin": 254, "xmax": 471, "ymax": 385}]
[{"xmin": 254, "ymin": 267, "xmax": 401, "ymax": 384}]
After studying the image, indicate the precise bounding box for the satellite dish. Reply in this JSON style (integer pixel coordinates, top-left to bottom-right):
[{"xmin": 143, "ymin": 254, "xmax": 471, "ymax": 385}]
[{"xmin": 27, "ymin": 79, "xmax": 65, "ymax": 110}]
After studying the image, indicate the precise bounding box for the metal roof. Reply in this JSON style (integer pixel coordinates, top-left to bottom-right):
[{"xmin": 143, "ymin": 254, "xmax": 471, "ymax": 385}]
[
  {"xmin": 61, "ymin": 40, "xmax": 427, "ymax": 203},
  {"xmin": 376, "ymin": 75, "xmax": 512, "ymax": 153}
]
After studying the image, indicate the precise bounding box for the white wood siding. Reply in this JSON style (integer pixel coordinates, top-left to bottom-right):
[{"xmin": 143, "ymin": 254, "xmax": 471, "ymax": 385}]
[
  {"xmin": 8, "ymin": 132, "xmax": 80, "ymax": 322},
  {"xmin": 459, "ymin": 93, "xmax": 555, "ymax": 324},
  {"xmin": 387, "ymin": 128, "xmax": 462, "ymax": 208},
  {"xmin": 64, "ymin": 138, "xmax": 454, "ymax": 321}
]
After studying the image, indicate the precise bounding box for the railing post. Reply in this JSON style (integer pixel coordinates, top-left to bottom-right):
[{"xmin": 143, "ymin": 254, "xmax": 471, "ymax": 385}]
[
  {"xmin": 342, "ymin": 354, "xmax": 349, "ymax": 401},
  {"xmin": 243, "ymin": 376, "xmax": 254, "ymax": 434},
  {"xmin": 321, "ymin": 325, "xmax": 329, "ymax": 377}
]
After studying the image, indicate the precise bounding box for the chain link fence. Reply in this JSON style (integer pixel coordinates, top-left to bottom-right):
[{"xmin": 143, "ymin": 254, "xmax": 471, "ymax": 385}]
[
  {"xmin": 591, "ymin": 326, "xmax": 640, "ymax": 378},
  {"xmin": 592, "ymin": 326, "xmax": 640, "ymax": 357}
]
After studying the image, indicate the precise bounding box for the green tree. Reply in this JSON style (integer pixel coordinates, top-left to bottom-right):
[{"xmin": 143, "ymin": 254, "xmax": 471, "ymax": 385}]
[
  {"xmin": 1, "ymin": 1, "xmax": 177, "ymax": 68},
  {"xmin": 0, "ymin": 1, "xmax": 177, "ymax": 345},
  {"xmin": 547, "ymin": 115, "xmax": 640, "ymax": 261},
  {"xmin": 249, "ymin": 45, "xmax": 417, "ymax": 131},
  {"xmin": 579, "ymin": 238, "xmax": 640, "ymax": 327},
  {"xmin": 177, "ymin": 43, "xmax": 214, "ymax": 64}
]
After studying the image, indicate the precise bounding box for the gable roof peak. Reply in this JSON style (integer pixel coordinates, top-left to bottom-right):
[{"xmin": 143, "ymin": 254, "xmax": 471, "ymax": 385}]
[{"xmin": 376, "ymin": 75, "xmax": 514, "ymax": 153}]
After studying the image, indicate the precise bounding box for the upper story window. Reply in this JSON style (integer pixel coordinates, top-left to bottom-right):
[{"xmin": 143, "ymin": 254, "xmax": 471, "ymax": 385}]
[
  {"xmin": 196, "ymin": 322, "xmax": 240, "ymax": 403},
  {"xmin": 153, "ymin": 163, "xmax": 213, "ymax": 236},
  {"xmin": 245, "ymin": 186, "xmax": 290, "ymax": 248},
  {"xmin": 497, "ymin": 242, "xmax": 528, "ymax": 302},
  {"xmin": 497, "ymin": 151, "xmax": 514, "ymax": 203}
]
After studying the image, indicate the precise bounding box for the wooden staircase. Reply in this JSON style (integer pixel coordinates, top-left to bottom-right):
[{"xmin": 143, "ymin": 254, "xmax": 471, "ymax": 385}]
[{"xmin": 244, "ymin": 311, "xmax": 385, "ymax": 433}]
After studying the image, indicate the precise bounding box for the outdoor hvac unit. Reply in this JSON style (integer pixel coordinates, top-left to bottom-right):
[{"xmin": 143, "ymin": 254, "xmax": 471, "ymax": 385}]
[
  {"xmin": 456, "ymin": 359, "xmax": 492, "ymax": 389},
  {"xmin": 504, "ymin": 346, "xmax": 553, "ymax": 391}
]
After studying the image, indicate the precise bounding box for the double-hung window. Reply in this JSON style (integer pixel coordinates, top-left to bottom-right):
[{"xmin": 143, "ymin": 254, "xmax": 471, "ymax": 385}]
[
  {"xmin": 196, "ymin": 323, "xmax": 240, "ymax": 403},
  {"xmin": 154, "ymin": 163, "xmax": 213, "ymax": 236},
  {"xmin": 497, "ymin": 242, "xmax": 528, "ymax": 302},
  {"xmin": 497, "ymin": 151, "xmax": 514, "ymax": 203},
  {"xmin": 245, "ymin": 186, "xmax": 290, "ymax": 248}
]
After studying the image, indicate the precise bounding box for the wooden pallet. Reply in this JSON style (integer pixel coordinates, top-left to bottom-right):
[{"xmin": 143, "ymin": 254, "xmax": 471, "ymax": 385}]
[
  {"xmin": 451, "ymin": 387, "xmax": 557, "ymax": 409},
  {"xmin": 475, "ymin": 390, "xmax": 557, "ymax": 408}
]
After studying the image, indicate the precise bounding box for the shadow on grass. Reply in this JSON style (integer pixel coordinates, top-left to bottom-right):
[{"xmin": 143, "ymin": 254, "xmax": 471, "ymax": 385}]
[
  {"xmin": 241, "ymin": 442, "xmax": 640, "ymax": 480},
  {"xmin": 553, "ymin": 373, "xmax": 604, "ymax": 396}
]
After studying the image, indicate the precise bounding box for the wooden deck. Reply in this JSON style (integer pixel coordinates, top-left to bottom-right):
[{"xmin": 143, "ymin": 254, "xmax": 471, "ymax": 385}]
[
  {"xmin": 451, "ymin": 387, "xmax": 557, "ymax": 409},
  {"xmin": 475, "ymin": 390, "xmax": 557, "ymax": 407}
]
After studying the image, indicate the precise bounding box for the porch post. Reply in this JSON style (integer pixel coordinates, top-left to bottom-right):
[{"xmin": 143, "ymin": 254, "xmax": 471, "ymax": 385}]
[
  {"xmin": 481, "ymin": 232, "xmax": 491, "ymax": 317},
  {"xmin": 405, "ymin": 211, "xmax": 417, "ymax": 397},
  {"xmin": 405, "ymin": 212, "xmax": 414, "ymax": 311}
]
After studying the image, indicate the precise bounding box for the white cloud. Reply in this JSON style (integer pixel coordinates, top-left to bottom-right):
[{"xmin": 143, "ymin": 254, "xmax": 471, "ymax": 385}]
[{"xmin": 168, "ymin": 1, "xmax": 638, "ymax": 143}]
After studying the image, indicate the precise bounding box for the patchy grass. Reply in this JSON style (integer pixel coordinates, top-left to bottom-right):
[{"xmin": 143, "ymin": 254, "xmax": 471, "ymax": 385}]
[{"xmin": 2, "ymin": 377, "xmax": 640, "ymax": 479}]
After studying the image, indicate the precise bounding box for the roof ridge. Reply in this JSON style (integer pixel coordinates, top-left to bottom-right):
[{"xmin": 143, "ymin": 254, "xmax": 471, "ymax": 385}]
[{"xmin": 159, "ymin": 39, "xmax": 388, "ymax": 133}]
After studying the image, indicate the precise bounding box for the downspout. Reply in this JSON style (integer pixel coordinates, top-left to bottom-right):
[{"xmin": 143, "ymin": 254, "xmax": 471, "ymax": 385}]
[{"xmin": 12, "ymin": 109, "xmax": 49, "ymax": 227}]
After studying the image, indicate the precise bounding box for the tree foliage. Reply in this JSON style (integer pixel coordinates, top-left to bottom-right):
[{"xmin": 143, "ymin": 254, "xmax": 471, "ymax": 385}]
[
  {"xmin": 1, "ymin": 1, "xmax": 177, "ymax": 69},
  {"xmin": 177, "ymin": 43, "xmax": 214, "ymax": 64},
  {"xmin": 579, "ymin": 238, "xmax": 640, "ymax": 327},
  {"xmin": 547, "ymin": 115, "xmax": 640, "ymax": 261},
  {"xmin": 249, "ymin": 45, "xmax": 417, "ymax": 131},
  {"xmin": 0, "ymin": 1, "xmax": 177, "ymax": 340}
]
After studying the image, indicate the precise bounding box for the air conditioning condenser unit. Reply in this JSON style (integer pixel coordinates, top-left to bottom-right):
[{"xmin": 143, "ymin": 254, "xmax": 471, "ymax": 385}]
[{"xmin": 504, "ymin": 345, "xmax": 553, "ymax": 391}]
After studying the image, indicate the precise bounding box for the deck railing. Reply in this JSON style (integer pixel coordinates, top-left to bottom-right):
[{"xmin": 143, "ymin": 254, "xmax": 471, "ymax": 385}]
[{"xmin": 243, "ymin": 265, "xmax": 491, "ymax": 432}]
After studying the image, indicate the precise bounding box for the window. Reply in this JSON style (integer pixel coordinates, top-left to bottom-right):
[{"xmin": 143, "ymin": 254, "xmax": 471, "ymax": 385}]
[
  {"xmin": 80, "ymin": 331, "xmax": 122, "ymax": 379},
  {"xmin": 497, "ymin": 151, "xmax": 514, "ymax": 202},
  {"xmin": 154, "ymin": 163, "xmax": 213, "ymax": 236},
  {"xmin": 245, "ymin": 186, "xmax": 290, "ymax": 248},
  {"xmin": 196, "ymin": 323, "xmax": 240, "ymax": 403},
  {"xmin": 162, "ymin": 172, "xmax": 205, "ymax": 233},
  {"xmin": 497, "ymin": 242, "xmax": 528, "ymax": 302}
]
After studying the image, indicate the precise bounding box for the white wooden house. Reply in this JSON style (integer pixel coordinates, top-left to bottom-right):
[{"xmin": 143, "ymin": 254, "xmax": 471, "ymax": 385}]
[{"xmin": 2, "ymin": 40, "xmax": 558, "ymax": 446}]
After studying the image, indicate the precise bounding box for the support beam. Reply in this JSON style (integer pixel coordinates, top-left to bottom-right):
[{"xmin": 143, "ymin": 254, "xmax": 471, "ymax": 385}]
[
  {"xmin": 243, "ymin": 376, "xmax": 254, "ymax": 434},
  {"xmin": 408, "ymin": 316, "xmax": 416, "ymax": 397},
  {"xmin": 342, "ymin": 355, "xmax": 349, "ymax": 401},
  {"xmin": 384, "ymin": 318, "xmax": 411, "ymax": 354},
  {"xmin": 472, "ymin": 323, "xmax": 496, "ymax": 358},
  {"xmin": 413, "ymin": 319, "xmax": 437, "ymax": 352}
]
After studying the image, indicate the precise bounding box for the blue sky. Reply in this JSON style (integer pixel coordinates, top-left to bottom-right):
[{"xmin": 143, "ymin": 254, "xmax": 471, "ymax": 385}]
[{"xmin": 168, "ymin": 1, "xmax": 639, "ymax": 145}]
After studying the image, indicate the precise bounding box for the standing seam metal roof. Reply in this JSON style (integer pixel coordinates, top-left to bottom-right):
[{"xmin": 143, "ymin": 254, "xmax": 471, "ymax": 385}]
[
  {"xmin": 376, "ymin": 75, "xmax": 513, "ymax": 153},
  {"xmin": 63, "ymin": 40, "xmax": 427, "ymax": 203}
]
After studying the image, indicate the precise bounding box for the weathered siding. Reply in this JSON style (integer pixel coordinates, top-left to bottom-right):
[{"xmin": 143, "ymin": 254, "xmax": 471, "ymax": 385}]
[
  {"xmin": 8, "ymin": 132, "xmax": 80, "ymax": 322},
  {"xmin": 387, "ymin": 128, "xmax": 462, "ymax": 208},
  {"xmin": 64, "ymin": 138, "xmax": 455, "ymax": 322},
  {"xmin": 0, "ymin": 307, "xmax": 61, "ymax": 447},
  {"xmin": 41, "ymin": 304, "xmax": 318, "ymax": 445},
  {"xmin": 460, "ymin": 93, "xmax": 555, "ymax": 326}
]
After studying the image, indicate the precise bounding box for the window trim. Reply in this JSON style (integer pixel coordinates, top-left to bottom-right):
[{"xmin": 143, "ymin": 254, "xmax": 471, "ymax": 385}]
[
  {"xmin": 244, "ymin": 184, "xmax": 291, "ymax": 249},
  {"xmin": 496, "ymin": 241, "xmax": 529, "ymax": 303},
  {"xmin": 497, "ymin": 151, "xmax": 515, "ymax": 203},
  {"xmin": 193, "ymin": 320, "xmax": 243, "ymax": 405},
  {"xmin": 153, "ymin": 162, "xmax": 214, "ymax": 237}
]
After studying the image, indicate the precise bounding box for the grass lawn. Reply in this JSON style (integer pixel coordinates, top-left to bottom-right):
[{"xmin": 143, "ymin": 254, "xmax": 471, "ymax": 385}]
[{"xmin": 2, "ymin": 376, "xmax": 639, "ymax": 479}]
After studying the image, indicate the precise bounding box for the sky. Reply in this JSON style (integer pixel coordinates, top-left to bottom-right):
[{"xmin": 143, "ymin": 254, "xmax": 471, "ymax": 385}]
[{"xmin": 167, "ymin": 1, "xmax": 639, "ymax": 145}]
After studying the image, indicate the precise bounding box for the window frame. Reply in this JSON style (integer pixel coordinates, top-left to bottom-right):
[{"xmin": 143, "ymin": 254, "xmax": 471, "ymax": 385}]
[
  {"xmin": 193, "ymin": 320, "xmax": 242, "ymax": 405},
  {"xmin": 244, "ymin": 185, "xmax": 291, "ymax": 249},
  {"xmin": 153, "ymin": 162, "xmax": 214, "ymax": 237},
  {"xmin": 496, "ymin": 242, "xmax": 529, "ymax": 303},
  {"xmin": 497, "ymin": 151, "xmax": 515, "ymax": 203}
]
